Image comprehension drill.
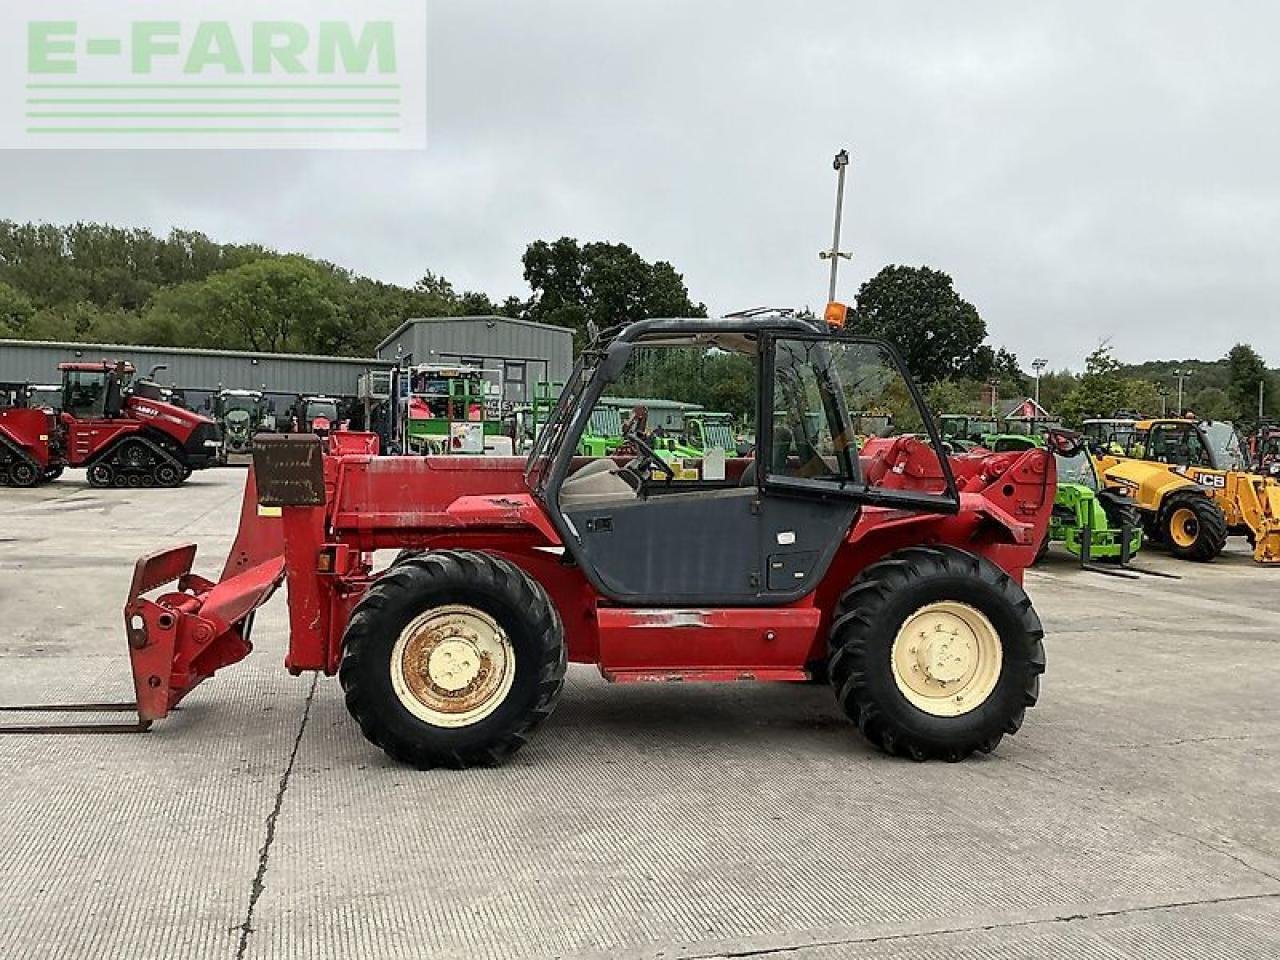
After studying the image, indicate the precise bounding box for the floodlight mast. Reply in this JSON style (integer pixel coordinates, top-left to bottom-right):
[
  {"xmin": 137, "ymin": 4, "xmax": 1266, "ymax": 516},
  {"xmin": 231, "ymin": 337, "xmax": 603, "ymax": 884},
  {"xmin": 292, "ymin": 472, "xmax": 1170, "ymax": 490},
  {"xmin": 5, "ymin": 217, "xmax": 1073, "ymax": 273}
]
[{"xmin": 819, "ymin": 149, "xmax": 853, "ymax": 303}]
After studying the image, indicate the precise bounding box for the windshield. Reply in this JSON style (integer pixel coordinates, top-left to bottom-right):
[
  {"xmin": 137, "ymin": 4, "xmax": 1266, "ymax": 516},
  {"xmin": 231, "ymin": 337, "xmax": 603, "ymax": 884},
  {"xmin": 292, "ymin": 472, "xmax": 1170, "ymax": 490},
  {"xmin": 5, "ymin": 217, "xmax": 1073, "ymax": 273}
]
[
  {"xmin": 224, "ymin": 395, "xmax": 260, "ymax": 414},
  {"xmin": 1055, "ymin": 449, "xmax": 1097, "ymax": 490},
  {"xmin": 1202, "ymin": 420, "xmax": 1246, "ymax": 470},
  {"xmin": 526, "ymin": 352, "xmax": 599, "ymax": 490},
  {"xmin": 703, "ymin": 421, "xmax": 736, "ymax": 450}
]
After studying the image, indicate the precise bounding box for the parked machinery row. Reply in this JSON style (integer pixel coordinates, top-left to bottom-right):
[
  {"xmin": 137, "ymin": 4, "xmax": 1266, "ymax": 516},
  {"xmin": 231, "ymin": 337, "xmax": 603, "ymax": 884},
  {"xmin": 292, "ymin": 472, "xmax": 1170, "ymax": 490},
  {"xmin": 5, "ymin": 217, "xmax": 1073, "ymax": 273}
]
[
  {"xmin": 0, "ymin": 361, "xmax": 221, "ymax": 488},
  {"xmin": 938, "ymin": 410, "xmax": 1280, "ymax": 569}
]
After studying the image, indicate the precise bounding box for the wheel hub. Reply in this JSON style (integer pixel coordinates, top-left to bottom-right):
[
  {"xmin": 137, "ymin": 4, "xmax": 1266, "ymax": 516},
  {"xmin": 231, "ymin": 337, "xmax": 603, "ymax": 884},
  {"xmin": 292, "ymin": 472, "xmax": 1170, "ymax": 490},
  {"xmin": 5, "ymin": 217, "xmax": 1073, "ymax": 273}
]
[
  {"xmin": 891, "ymin": 602, "xmax": 1002, "ymax": 717},
  {"xmin": 426, "ymin": 637, "xmax": 484, "ymax": 692},
  {"xmin": 391, "ymin": 605, "xmax": 513, "ymax": 728}
]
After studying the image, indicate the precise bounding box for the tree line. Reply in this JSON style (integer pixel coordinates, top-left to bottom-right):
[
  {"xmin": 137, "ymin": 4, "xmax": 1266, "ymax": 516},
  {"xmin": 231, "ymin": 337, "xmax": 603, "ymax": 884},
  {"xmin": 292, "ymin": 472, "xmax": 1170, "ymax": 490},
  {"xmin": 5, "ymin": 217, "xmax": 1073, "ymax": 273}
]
[{"xmin": 0, "ymin": 220, "xmax": 1272, "ymax": 427}]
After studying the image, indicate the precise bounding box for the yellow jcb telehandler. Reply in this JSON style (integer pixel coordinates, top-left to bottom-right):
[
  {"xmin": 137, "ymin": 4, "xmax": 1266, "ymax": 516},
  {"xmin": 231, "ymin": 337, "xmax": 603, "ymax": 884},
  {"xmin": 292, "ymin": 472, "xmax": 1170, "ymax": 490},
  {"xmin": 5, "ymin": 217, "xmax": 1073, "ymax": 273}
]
[{"xmin": 1093, "ymin": 418, "xmax": 1280, "ymax": 564}]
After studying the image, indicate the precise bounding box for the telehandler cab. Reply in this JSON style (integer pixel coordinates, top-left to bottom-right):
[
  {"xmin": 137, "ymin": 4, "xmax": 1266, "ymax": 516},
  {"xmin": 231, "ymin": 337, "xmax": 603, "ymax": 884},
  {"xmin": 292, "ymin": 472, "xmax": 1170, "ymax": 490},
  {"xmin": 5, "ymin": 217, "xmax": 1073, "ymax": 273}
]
[{"xmin": 8, "ymin": 313, "xmax": 1056, "ymax": 766}]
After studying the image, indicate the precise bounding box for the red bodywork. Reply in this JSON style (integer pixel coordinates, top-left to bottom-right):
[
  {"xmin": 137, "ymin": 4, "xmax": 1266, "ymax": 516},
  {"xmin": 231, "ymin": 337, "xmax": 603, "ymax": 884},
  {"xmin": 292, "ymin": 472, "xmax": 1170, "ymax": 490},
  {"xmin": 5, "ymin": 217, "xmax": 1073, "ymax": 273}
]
[
  {"xmin": 60, "ymin": 394, "xmax": 214, "ymax": 468},
  {"xmin": 0, "ymin": 408, "xmax": 57, "ymax": 469},
  {"xmin": 122, "ymin": 433, "xmax": 1054, "ymax": 722}
]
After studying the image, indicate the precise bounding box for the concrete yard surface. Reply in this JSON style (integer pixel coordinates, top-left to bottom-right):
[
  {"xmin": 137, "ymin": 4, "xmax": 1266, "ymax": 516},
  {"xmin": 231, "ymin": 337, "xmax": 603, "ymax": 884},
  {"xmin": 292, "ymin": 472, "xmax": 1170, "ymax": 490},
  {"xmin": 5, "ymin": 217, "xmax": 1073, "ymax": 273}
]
[{"xmin": 1, "ymin": 469, "xmax": 1278, "ymax": 959}]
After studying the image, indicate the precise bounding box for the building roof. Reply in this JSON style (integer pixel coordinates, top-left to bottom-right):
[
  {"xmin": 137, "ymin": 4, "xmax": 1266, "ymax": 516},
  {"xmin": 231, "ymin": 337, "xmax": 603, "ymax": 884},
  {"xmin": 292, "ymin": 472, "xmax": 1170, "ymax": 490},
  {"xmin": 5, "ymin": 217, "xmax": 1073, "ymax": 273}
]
[
  {"xmin": 0, "ymin": 337, "xmax": 391, "ymax": 367},
  {"xmin": 1002, "ymin": 397, "xmax": 1052, "ymax": 420},
  {"xmin": 375, "ymin": 315, "xmax": 574, "ymax": 355}
]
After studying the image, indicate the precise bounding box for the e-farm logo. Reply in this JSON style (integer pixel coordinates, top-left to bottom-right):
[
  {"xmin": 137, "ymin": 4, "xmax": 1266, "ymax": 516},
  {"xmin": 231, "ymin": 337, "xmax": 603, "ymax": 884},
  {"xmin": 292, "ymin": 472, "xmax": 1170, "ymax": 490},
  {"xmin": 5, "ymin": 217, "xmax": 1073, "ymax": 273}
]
[{"xmin": 3, "ymin": 1, "xmax": 426, "ymax": 149}]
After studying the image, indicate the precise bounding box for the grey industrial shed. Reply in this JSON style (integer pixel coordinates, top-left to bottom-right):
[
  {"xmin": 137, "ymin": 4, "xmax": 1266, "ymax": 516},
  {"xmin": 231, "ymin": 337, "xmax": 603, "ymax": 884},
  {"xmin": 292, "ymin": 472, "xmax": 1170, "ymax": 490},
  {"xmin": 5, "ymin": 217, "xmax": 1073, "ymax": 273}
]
[
  {"xmin": 376, "ymin": 315, "xmax": 574, "ymax": 404},
  {"xmin": 0, "ymin": 338, "xmax": 389, "ymax": 407}
]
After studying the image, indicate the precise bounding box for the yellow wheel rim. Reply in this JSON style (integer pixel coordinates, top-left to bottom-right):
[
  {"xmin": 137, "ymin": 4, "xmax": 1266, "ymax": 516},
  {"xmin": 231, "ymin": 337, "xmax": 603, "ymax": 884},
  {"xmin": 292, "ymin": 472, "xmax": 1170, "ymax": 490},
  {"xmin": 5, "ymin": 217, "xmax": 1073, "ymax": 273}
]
[
  {"xmin": 890, "ymin": 601, "xmax": 1003, "ymax": 717},
  {"xmin": 1169, "ymin": 507, "xmax": 1199, "ymax": 548},
  {"xmin": 390, "ymin": 605, "xmax": 514, "ymax": 728}
]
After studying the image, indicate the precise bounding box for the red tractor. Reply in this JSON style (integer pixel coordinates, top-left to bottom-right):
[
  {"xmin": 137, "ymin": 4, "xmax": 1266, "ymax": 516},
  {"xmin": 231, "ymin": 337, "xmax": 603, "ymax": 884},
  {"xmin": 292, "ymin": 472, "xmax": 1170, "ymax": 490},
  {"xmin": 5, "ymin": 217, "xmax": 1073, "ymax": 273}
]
[
  {"xmin": 58, "ymin": 314, "xmax": 1054, "ymax": 764},
  {"xmin": 0, "ymin": 360, "xmax": 222, "ymax": 488}
]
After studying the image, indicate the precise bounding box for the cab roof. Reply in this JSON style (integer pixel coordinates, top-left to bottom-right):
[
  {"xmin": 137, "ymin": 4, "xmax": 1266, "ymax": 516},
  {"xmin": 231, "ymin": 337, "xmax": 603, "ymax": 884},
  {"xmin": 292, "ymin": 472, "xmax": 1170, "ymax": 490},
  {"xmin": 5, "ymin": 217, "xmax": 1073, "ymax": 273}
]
[{"xmin": 58, "ymin": 360, "xmax": 136, "ymax": 374}]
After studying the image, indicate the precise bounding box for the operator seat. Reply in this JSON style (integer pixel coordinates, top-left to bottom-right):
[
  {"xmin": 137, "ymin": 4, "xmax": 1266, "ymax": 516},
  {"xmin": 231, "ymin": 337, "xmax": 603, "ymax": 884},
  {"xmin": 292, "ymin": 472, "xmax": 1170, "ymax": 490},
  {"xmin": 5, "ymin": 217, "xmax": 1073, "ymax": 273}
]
[{"xmin": 559, "ymin": 458, "xmax": 638, "ymax": 508}]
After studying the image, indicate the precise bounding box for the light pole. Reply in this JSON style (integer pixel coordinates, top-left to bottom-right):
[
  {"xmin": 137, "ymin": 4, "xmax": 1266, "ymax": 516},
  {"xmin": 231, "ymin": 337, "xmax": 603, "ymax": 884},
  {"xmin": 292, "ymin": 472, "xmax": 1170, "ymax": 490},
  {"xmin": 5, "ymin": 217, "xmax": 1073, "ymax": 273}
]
[
  {"xmin": 819, "ymin": 149, "xmax": 853, "ymax": 303},
  {"xmin": 1032, "ymin": 358, "xmax": 1047, "ymax": 408},
  {"xmin": 989, "ymin": 379, "xmax": 1000, "ymax": 418},
  {"xmin": 1173, "ymin": 368, "xmax": 1192, "ymax": 414},
  {"xmin": 1158, "ymin": 385, "xmax": 1168, "ymax": 417}
]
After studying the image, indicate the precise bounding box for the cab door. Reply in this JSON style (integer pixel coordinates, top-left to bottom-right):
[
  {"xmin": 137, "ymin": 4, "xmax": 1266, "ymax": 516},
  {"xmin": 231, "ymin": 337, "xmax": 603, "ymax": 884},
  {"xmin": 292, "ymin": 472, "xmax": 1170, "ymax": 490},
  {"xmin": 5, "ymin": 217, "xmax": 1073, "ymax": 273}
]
[{"xmin": 553, "ymin": 332, "xmax": 958, "ymax": 606}]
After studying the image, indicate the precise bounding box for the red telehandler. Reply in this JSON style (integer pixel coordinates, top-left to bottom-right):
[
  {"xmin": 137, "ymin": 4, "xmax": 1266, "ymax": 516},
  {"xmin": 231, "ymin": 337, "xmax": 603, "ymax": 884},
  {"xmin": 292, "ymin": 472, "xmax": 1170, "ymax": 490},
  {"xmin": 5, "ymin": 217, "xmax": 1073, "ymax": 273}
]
[
  {"xmin": 0, "ymin": 361, "xmax": 222, "ymax": 488},
  {"xmin": 7, "ymin": 314, "xmax": 1056, "ymax": 764}
]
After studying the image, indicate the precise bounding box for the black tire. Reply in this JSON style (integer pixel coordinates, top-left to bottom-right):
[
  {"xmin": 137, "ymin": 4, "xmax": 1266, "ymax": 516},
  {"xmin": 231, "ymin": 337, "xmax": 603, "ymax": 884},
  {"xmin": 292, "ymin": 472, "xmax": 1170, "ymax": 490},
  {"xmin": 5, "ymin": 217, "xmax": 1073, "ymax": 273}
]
[
  {"xmin": 1160, "ymin": 493, "xmax": 1227, "ymax": 561},
  {"xmin": 828, "ymin": 545, "xmax": 1045, "ymax": 761},
  {"xmin": 155, "ymin": 462, "xmax": 182, "ymax": 487},
  {"xmin": 9, "ymin": 460, "xmax": 39, "ymax": 487},
  {"xmin": 1034, "ymin": 528, "xmax": 1051, "ymax": 564},
  {"xmin": 87, "ymin": 462, "xmax": 114, "ymax": 487},
  {"xmin": 339, "ymin": 550, "xmax": 566, "ymax": 769}
]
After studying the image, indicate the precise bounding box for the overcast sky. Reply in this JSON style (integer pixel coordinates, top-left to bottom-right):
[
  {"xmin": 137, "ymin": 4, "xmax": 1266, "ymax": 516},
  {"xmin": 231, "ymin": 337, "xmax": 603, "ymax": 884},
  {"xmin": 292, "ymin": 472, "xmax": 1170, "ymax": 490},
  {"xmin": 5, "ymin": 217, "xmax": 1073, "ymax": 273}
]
[{"xmin": 3, "ymin": 0, "xmax": 1279, "ymax": 370}]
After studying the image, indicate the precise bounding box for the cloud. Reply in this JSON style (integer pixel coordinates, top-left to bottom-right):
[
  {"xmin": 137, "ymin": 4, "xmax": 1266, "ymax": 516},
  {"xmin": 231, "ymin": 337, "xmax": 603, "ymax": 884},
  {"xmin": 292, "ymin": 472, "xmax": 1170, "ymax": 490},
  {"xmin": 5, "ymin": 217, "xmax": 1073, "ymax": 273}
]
[{"xmin": 1, "ymin": 0, "xmax": 1277, "ymax": 370}]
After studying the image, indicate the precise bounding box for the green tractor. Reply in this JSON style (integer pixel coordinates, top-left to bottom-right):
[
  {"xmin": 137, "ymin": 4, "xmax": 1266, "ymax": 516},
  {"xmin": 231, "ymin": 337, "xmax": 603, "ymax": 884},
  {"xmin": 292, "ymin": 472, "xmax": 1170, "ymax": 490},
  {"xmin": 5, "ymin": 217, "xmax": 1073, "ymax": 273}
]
[
  {"xmin": 213, "ymin": 389, "xmax": 272, "ymax": 461},
  {"xmin": 404, "ymin": 364, "xmax": 506, "ymax": 455},
  {"xmin": 682, "ymin": 412, "xmax": 739, "ymax": 454},
  {"xmin": 1039, "ymin": 432, "xmax": 1145, "ymax": 570},
  {"xmin": 937, "ymin": 414, "xmax": 999, "ymax": 451}
]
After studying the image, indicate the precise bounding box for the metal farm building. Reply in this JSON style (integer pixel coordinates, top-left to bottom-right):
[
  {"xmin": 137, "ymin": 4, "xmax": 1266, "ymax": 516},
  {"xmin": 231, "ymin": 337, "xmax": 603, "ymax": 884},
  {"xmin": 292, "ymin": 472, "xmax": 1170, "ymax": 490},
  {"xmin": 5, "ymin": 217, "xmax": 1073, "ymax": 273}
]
[
  {"xmin": 0, "ymin": 338, "xmax": 389, "ymax": 413},
  {"xmin": 376, "ymin": 316, "xmax": 574, "ymax": 405},
  {"xmin": 1, "ymin": 316, "xmax": 574, "ymax": 411}
]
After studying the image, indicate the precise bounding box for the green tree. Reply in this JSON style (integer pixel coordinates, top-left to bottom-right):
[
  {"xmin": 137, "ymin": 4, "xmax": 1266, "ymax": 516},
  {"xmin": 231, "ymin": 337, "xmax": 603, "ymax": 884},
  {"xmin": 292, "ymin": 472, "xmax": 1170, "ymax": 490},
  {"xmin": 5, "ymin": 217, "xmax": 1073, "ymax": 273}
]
[
  {"xmin": 1123, "ymin": 379, "xmax": 1165, "ymax": 418},
  {"xmin": 522, "ymin": 237, "xmax": 705, "ymax": 349},
  {"xmin": 1057, "ymin": 344, "xmax": 1130, "ymax": 426},
  {"xmin": 0, "ymin": 280, "xmax": 34, "ymax": 336},
  {"xmin": 1187, "ymin": 385, "xmax": 1232, "ymax": 421},
  {"xmin": 1225, "ymin": 344, "xmax": 1272, "ymax": 425},
  {"xmin": 144, "ymin": 258, "xmax": 342, "ymax": 354},
  {"xmin": 852, "ymin": 265, "xmax": 989, "ymax": 383}
]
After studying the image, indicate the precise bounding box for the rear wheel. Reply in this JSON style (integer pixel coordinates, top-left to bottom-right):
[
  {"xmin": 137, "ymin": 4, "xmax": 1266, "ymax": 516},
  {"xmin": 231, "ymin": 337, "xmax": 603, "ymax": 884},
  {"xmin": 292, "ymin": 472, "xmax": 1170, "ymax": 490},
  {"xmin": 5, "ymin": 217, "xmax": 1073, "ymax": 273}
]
[
  {"xmin": 1161, "ymin": 494, "xmax": 1227, "ymax": 561},
  {"xmin": 339, "ymin": 550, "xmax": 566, "ymax": 769},
  {"xmin": 828, "ymin": 545, "xmax": 1045, "ymax": 761},
  {"xmin": 9, "ymin": 460, "xmax": 39, "ymax": 487},
  {"xmin": 87, "ymin": 462, "xmax": 114, "ymax": 487}
]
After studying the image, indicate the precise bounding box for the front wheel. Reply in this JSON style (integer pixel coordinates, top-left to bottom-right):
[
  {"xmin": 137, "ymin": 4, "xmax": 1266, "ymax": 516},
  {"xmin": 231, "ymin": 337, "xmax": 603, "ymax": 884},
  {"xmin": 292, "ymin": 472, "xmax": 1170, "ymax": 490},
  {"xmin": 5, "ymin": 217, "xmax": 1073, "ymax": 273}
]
[
  {"xmin": 339, "ymin": 550, "xmax": 566, "ymax": 769},
  {"xmin": 1161, "ymin": 494, "xmax": 1227, "ymax": 561},
  {"xmin": 828, "ymin": 545, "xmax": 1045, "ymax": 761}
]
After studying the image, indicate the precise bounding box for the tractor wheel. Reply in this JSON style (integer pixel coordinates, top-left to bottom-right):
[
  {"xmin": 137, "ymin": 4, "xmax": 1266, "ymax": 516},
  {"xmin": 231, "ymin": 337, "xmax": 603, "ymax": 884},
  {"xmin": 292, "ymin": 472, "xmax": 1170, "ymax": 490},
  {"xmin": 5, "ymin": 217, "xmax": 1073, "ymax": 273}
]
[
  {"xmin": 1034, "ymin": 529, "xmax": 1051, "ymax": 564},
  {"xmin": 154, "ymin": 462, "xmax": 182, "ymax": 487},
  {"xmin": 827, "ymin": 545, "xmax": 1045, "ymax": 761},
  {"xmin": 87, "ymin": 463, "xmax": 114, "ymax": 487},
  {"xmin": 1161, "ymin": 494, "xmax": 1227, "ymax": 562},
  {"xmin": 9, "ymin": 460, "xmax": 40, "ymax": 487},
  {"xmin": 339, "ymin": 550, "xmax": 566, "ymax": 769}
]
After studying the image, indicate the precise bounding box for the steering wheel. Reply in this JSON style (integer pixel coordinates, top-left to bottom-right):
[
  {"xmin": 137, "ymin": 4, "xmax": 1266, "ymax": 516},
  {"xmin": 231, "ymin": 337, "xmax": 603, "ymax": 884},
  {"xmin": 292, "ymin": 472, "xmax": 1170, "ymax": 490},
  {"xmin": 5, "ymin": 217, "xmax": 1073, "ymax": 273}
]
[{"xmin": 623, "ymin": 430, "xmax": 675, "ymax": 488}]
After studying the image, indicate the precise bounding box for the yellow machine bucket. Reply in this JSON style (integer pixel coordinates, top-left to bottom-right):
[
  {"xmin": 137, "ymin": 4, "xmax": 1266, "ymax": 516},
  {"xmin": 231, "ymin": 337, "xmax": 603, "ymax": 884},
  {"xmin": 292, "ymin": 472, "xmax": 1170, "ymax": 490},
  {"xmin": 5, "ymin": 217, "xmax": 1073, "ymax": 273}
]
[{"xmin": 1239, "ymin": 474, "xmax": 1280, "ymax": 564}]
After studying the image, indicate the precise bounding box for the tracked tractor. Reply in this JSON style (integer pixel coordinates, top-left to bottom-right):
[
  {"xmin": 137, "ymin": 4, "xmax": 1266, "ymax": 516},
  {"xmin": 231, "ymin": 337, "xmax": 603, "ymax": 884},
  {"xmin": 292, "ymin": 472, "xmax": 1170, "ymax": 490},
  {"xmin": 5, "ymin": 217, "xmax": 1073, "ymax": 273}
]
[
  {"xmin": 1, "ymin": 310, "xmax": 1060, "ymax": 766},
  {"xmin": 0, "ymin": 361, "xmax": 221, "ymax": 488}
]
